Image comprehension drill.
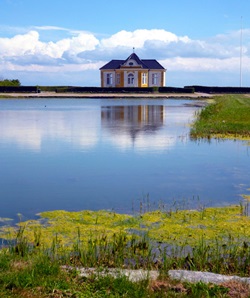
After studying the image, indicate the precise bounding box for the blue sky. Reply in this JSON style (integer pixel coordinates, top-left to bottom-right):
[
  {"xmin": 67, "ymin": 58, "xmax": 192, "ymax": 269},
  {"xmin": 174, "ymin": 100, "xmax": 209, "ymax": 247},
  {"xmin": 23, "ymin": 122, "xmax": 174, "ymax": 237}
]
[{"xmin": 1, "ymin": 0, "xmax": 250, "ymax": 87}]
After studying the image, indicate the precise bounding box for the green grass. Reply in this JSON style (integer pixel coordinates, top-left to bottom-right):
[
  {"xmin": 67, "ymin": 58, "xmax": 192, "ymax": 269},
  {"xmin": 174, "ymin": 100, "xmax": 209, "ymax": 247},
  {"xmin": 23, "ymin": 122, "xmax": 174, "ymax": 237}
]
[
  {"xmin": 0, "ymin": 251, "xmax": 233, "ymax": 297},
  {"xmin": 1, "ymin": 203, "xmax": 250, "ymax": 296},
  {"xmin": 190, "ymin": 95, "xmax": 250, "ymax": 139}
]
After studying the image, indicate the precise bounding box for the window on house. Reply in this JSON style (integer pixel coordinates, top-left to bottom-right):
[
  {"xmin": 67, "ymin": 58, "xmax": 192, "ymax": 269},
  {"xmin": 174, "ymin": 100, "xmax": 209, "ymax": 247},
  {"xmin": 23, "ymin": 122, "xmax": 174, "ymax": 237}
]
[
  {"xmin": 142, "ymin": 73, "xmax": 147, "ymax": 85},
  {"xmin": 116, "ymin": 74, "xmax": 120, "ymax": 85},
  {"xmin": 128, "ymin": 73, "xmax": 134, "ymax": 85},
  {"xmin": 152, "ymin": 73, "xmax": 158, "ymax": 85},
  {"xmin": 106, "ymin": 73, "xmax": 113, "ymax": 85}
]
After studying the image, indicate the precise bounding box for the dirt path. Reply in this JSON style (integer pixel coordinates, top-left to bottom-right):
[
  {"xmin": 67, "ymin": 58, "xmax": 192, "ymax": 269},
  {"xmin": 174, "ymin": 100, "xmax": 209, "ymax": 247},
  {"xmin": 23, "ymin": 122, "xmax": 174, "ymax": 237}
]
[{"xmin": 0, "ymin": 91, "xmax": 212, "ymax": 99}]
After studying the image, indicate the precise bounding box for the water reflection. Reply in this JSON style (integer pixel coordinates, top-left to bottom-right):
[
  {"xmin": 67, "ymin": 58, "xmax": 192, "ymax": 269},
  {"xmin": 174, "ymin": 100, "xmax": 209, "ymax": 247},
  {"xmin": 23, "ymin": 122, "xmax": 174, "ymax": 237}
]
[
  {"xmin": 101, "ymin": 105, "xmax": 171, "ymax": 150},
  {"xmin": 0, "ymin": 103, "xmax": 191, "ymax": 153},
  {"xmin": 101, "ymin": 105, "xmax": 164, "ymax": 132},
  {"xmin": 101, "ymin": 105, "xmax": 189, "ymax": 151},
  {"xmin": 0, "ymin": 110, "xmax": 99, "ymax": 152},
  {"xmin": 0, "ymin": 98, "xmax": 249, "ymax": 221}
]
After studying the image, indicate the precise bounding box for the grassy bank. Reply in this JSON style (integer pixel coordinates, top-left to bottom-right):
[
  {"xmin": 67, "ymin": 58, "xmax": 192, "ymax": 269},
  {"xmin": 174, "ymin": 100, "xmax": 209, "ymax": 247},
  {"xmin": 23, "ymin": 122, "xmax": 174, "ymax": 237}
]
[
  {"xmin": 1, "ymin": 203, "xmax": 250, "ymax": 296},
  {"xmin": 0, "ymin": 249, "xmax": 236, "ymax": 297},
  {"xmin": 190, "ymin": 94, "xmax": 250, "ymax": 140}
]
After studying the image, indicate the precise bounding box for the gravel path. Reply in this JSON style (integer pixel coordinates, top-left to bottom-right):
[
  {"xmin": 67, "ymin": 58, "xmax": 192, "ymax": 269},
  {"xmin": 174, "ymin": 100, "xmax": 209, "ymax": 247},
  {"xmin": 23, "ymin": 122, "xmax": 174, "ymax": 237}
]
[{"xmin": 0, "ymin": 91, "xmax": 212, "ymax": 99}]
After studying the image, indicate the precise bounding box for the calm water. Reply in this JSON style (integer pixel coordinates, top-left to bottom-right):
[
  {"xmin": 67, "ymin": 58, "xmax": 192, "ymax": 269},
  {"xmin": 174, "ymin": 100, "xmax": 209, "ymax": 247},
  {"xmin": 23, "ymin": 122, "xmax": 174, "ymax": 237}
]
[{"xmin": 0, "ymin": 98, "xmax": 249, "ymax": 222}]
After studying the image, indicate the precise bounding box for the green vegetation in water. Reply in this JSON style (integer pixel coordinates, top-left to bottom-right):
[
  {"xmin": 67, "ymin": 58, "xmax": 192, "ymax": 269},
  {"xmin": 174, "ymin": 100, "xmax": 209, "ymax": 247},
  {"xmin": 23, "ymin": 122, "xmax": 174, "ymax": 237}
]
[
  {"xmin": 190, "ymin": 94, "xmax": 250, "ymax": 140},
  {"xmin": 2, "ymin": 204, "xmax": 250, "ymax": 250},
  {"xmin": 1, "ymin": 203, "xmax": 250, "ymax": 296},
  {"xmin": 242, "ymin": 190, "xmax": 250, "ymax": 201}
]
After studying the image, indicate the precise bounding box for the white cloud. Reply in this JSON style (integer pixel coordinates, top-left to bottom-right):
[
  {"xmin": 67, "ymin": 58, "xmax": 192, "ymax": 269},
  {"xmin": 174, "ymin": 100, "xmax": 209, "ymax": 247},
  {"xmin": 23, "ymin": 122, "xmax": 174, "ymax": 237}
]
[
  {"xmin": 100, "ymin": 29, "xmax": 190, "ymax": 48},
  {"xmin": 58, "ymin": 32, "xmax": 99, "ymax": 55},
  {"xmin": 0, "ymin": 27, "xmax": 249, "ymax": 86},
  {"xmin": 33, "ymin": 25, "xmax": 70, "ymax": 31},
  {"xmin": 160, "ymin": 57, "xmax": 247, "ymax": 72},
  {"xmin": 0, "ymin": 30, "xmax": 99, "ymax": 60},
  {"xmin": 0, "ymin": 31, "xmax": 40, "ymax": 56}
]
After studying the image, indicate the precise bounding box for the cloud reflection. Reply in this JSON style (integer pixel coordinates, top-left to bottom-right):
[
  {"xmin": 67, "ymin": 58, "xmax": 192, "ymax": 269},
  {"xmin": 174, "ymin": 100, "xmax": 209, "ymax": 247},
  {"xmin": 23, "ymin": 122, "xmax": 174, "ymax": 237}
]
[
  {"xmin": 0, "ymin": 103, "xmax": 193, "ymax": 152},
  {"xmin": 0, "ymin": 109, "xmax": 99, "ymax": 151}
]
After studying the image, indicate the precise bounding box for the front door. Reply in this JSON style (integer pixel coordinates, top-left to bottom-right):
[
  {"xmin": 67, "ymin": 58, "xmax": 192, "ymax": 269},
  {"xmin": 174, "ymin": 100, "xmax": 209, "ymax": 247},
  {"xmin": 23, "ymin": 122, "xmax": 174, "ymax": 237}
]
[{"xmin": 127, "ymin": 73, "xmax": 135, "ymax": 87}]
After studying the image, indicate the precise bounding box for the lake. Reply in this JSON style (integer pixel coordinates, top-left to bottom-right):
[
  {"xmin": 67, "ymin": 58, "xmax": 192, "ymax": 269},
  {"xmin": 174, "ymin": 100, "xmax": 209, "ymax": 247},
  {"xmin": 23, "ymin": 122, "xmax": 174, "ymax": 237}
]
[{"xmin": 0, "ymin": 98, "xmax": 249, "ymax": 222}]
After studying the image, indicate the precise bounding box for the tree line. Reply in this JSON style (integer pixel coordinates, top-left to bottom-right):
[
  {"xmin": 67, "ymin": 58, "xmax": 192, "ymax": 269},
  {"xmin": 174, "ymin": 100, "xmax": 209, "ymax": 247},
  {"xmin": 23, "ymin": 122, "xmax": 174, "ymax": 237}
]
[{"xmin": 0, "ymin": 79, "xmax": 21, "ymax": 86}]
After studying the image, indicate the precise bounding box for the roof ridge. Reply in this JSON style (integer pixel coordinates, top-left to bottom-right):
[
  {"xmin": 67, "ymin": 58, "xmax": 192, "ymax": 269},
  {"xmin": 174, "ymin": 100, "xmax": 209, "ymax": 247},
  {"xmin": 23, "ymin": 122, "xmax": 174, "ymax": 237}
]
[
  {"xmin": 124, "ymin": 53, "xmax": 142, "ymax": 64},
  {"xmin": 100, "ymin": 54, "xmax": 165, "ymax": 70}
]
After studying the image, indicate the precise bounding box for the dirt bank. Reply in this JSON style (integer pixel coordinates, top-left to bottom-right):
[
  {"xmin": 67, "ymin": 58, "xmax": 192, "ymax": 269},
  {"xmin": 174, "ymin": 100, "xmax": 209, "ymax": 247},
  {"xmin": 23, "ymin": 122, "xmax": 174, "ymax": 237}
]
[{"xmin": 0, "ymin": 91, "xmax": 212, "ymax": 99}]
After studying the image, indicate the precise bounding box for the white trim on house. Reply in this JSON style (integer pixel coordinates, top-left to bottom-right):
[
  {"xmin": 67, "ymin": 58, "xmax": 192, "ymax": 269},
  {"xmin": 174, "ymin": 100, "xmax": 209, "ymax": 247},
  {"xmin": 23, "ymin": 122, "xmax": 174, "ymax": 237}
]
[{"xmin": 100, "ymin": 53, "xmax": 166, "ymax": 88}]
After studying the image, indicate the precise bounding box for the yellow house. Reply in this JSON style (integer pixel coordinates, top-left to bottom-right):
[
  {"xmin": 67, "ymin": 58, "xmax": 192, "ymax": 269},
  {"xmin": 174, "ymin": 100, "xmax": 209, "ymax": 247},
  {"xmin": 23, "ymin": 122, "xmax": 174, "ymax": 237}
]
[{"xmin": 100, "ymin": 52, "xmax": 166, "ymax": 88}]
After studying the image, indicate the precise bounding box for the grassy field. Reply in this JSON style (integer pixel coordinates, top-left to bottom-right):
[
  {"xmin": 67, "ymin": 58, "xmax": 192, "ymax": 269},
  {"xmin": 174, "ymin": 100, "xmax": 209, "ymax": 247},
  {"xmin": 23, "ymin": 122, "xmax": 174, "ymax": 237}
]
[{"xmin": 190, "ymin": 94, "xmax": 250, "ymax": 140}]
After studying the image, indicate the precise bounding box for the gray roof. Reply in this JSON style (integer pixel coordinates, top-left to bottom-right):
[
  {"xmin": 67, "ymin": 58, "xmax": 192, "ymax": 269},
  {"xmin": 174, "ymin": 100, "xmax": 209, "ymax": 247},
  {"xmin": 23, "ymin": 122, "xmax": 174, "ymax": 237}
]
[{"xmin": 100, "ymin": 53, "xmax": 165, "ymax": 70}]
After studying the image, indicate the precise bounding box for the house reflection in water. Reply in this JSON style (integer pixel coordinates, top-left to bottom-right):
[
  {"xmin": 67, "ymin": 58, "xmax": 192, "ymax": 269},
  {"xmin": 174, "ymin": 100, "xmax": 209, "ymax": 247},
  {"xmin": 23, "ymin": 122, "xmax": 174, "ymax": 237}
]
[{"xmin": 101, "ymin": 105, "xmax": 164, "ymax": 145}]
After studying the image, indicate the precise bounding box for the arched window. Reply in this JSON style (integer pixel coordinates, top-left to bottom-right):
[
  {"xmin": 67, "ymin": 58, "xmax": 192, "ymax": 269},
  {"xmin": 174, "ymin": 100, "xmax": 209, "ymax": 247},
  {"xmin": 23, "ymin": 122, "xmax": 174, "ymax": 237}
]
[{"xmin": 128, "ymin": 73, "xmax": 134, "ymax": 85}]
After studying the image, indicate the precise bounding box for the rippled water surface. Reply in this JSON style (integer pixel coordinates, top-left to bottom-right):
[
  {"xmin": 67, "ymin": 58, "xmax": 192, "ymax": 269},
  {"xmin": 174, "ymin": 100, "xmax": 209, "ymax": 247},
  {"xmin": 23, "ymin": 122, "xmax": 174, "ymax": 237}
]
[{"xmin": 0, "ymin": 98, "xmax": 249, "ymax": 221}]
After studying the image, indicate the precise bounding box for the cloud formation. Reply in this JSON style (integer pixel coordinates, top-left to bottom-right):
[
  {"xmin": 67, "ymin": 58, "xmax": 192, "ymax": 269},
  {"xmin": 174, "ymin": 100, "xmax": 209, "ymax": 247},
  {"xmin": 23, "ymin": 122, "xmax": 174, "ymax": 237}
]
[
  {"xmin": 0, "ymin": 27, "xmax": 249, "ymax": 86},
  {"xmin": 0, "ymin": 30, "xmax": 99, "ymax": 60}
]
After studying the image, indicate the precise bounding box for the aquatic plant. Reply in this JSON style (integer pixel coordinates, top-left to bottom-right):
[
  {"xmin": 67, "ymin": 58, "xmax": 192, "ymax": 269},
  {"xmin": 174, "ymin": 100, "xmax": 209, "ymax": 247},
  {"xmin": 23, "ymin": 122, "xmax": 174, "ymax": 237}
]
[
  {"xmin": 1, "ymin": 202, "xmax": 250, "ymax": 296},
  {"xmin": 2, "ymin": 205, "xmax": 250, "ymax": 250},
  {"xmin": 1, "ymin": 202, "xmax": 250, "ymax": 274}
]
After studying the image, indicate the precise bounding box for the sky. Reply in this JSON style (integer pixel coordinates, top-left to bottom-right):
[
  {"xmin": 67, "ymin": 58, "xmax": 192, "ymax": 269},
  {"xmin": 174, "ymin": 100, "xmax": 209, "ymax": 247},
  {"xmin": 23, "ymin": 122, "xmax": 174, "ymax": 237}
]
[{"xmin": 1, "ymin": 0, "xmax": 250, "ymax": 87}]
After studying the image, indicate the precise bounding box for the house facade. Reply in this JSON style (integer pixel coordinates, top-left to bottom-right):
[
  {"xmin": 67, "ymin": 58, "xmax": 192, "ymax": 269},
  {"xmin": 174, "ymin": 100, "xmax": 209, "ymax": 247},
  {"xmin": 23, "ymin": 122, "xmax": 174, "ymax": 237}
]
[{"xmin": 100, "ymin": 53, "xmax": 166, "ymax": 88}]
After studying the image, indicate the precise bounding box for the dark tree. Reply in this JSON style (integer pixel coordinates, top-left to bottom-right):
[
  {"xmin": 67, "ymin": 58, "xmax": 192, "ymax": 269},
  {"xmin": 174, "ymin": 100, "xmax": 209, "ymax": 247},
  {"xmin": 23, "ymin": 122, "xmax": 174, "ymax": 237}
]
[{"xmin": 0, "ymin": 79, "xmax": 21, "ymax": 86}]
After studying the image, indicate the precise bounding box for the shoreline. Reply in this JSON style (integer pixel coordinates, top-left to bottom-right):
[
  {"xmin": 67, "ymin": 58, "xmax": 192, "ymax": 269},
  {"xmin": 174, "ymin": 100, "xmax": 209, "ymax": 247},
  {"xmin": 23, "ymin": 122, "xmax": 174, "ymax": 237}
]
[{"xmin": 0, "ymin": 91, "xmax": 212, "ymax": 99}]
